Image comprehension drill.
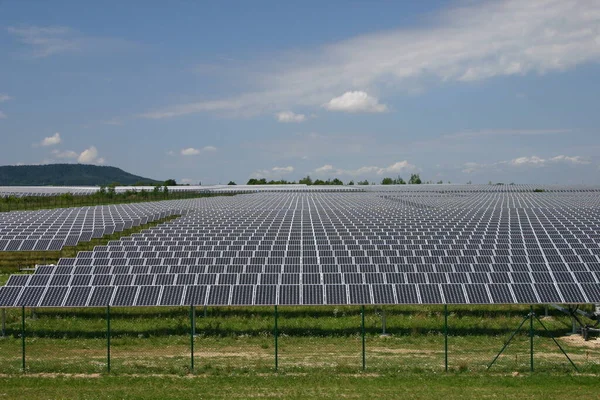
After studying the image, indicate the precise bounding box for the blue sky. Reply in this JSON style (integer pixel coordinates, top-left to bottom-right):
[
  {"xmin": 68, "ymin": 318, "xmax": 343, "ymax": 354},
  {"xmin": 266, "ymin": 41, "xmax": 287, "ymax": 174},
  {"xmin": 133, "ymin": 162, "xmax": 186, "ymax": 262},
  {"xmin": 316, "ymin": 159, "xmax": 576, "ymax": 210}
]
[{"xmin": 1, "ymin": 0, "xmax": 599, "ymax": 185}]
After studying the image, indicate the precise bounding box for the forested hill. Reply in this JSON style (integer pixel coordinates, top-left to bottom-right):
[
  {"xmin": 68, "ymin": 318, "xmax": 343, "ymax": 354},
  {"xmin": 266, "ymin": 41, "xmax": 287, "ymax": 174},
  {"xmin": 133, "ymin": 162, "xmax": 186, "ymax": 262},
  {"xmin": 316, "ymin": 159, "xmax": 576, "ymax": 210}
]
[{"xmin": 0, "ymin": 164, "xmax": 161, "ymax": 186}]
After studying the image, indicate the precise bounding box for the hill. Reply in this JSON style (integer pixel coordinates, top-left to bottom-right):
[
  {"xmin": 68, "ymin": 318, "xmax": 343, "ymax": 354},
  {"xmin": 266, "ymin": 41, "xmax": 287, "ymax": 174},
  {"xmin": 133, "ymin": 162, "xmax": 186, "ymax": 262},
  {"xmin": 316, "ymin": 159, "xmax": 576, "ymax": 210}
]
[{"xmin": 0, "ymin": 164, "xmax": 161, "ymax": 186}]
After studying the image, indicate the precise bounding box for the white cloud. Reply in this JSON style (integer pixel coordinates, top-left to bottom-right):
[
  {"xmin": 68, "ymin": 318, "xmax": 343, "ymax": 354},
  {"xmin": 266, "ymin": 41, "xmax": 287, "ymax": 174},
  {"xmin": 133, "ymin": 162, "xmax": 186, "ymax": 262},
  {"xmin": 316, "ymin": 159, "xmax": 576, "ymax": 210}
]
[
  {"xmin": 509, "ymin": 155, "xmax": 590, "ymax": 167},
  {"xmin": 140, "ymin": 0, "xmax": 600, "ymax": 119},
  {"xmin": 180, "ymin": 146, "xmax": 217, "ymax": 156},
  {"xmin": 251, "ymin": 166, "xmax": 295, "ymax": 179},
  {"xmin": 315, "ymin": 160, "xmax": 417, "ymax": 177},
  {"xmin": 41, "ymin": 133, "xmax": 62, "ymax": 146},
  {"xmin": 78, "ymin": 146, "xmax": 104, "ymax": 164},
  {"xmin": 272, "ymin": 166, "xmax": 294, "ymax": 173},
  {"xmin": 323, "ymin": 91, "xmax": 387, "ymax": 113},
  {"xmin": 0, "ymin": 94, "xmax": 11, "ymax": 103},
  {"xmin": 51, "ymin": 149, "xmax": 78, "ymax": 159},
  {"xmin": 462, "ymin": 154, "xmax": 591, "ymax": 173},
  {"xmin": 276, "ymin": 111, "xmax": 306, "ymax": 123},
  {"xmin": 315, "ymin": 164, "xmax": 334, "ymax": 173},
  {"xmin": 181, "ymin": 148, "xmax": 201, "ymax": 156},
  {"xmin": 0, "ymin": 111, "xmax": 6, "ymax": 119}
]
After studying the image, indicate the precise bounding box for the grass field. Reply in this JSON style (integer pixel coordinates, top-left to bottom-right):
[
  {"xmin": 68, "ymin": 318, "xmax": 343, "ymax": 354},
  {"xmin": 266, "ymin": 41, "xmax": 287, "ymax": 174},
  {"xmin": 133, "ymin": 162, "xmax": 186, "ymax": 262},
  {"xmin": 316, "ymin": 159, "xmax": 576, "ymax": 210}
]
[
  {"xmin": 2, "ymin": 282, "xmax": 598, "ymax": 397},
  {"xmin": 0, "ymin": 305, "xmax": 599, "ymax": 398}
]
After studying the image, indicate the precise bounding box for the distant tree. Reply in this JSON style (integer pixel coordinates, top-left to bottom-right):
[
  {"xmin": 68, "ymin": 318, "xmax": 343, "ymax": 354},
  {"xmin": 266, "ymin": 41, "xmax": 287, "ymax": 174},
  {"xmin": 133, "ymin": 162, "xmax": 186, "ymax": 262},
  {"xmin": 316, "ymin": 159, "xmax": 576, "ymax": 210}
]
[
  {"xmin": 357, "ymin": 180, "xmax": 369, "ymax": 185},
  {"xmin": 98, "ymin": 186, "xmax": 107, "ymax": 195},
  {"xmin": 313, "ymin": 179, "xmax": 326, "ymax": 185},
  {"xmin": 331, "ymin": 178, "xmax": 344, "ymax": 185},
  {"xmin": 348, "ymin": 180, "xmax": 354, "ymax": 185},
  {"xmin": 153, "ymin": 185, "xmax": 161, "ymax": 195},
  {"xmin": 381, "ymin": 177, "xmax": 394, "ymax": 185},
  {"xmin": 394, "ymin": 176, "xmax": 406, "ymax": 185},
  {"xmin": 467, "ymin": 180, "xmax": 472, "ymax": 184},
  {"xmin": 107, "ymin": 186, "xmax": 116, "ymax": 198},
  {"xmin": 437, "ymin": 180, "xmax": 443, "ymax": 184},
  {"xmin": 299, "ymin": 175, "xmax": 313, "ymax": 185},
  {"xmin": 409, "ymin": 174, "xmax": 422, "ymax": 184},
  {"xmin": 228, "ymin": 181, "xmax": 236, "ymax": 185},
  {"xmin": 488, "ymin": 181, "xmax": 493, "ymax": 185},
  {"xmin": 163, "ymin": 185, "xmax": 169, "ymax": 195},
  {"xmin": 164, "ymin": 179, "xmax": 177, "ymax": 186}
]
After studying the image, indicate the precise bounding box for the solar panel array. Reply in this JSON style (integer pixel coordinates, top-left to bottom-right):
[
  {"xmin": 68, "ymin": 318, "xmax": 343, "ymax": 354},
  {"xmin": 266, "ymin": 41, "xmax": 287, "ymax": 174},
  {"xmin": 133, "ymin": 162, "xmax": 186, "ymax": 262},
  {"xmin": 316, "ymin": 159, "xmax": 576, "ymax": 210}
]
[
  {"xmin": 0, "ymin": 202, "xmax": 187, "ymax": 251},
  {"xmin": 2, "ymin": 187, "xmax": 600, "ymax": 307}
]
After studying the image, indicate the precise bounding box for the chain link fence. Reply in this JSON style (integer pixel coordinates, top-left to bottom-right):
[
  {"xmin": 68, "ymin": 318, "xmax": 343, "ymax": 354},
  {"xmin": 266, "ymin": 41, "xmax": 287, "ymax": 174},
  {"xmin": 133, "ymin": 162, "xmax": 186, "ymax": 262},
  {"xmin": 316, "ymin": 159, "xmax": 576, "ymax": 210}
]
[{"xmin": 1, "ymin": 305, "xmax": 598, "ymax": 375}]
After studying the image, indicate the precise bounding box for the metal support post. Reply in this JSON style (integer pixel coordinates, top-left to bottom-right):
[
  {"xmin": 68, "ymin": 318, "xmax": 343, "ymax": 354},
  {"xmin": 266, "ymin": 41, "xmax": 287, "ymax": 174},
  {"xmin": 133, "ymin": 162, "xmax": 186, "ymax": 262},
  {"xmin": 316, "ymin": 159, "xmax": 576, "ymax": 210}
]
[
  {"xmin": 361, "ymin": 305, "xmax": 366, "ymax": 371},
  {"xmin": 274, "ymin": 305, "xmax": 278, "ymax": 371},
  {"xmin": 381, "ymin": 308, "xmax": 387, "ymax": 336},
  {"xmin": 530, "ymin": 306, "xmax": 534, "ymax": 372},
  {"xmin": 106, "ymin": 305, "xmax": 111, "ymax": 373},
  {"xmin": 534, "ymin": 314, "xmax": 579, "ymax": 372},
  {"xmin": 190, "ymin": 305, "xmax": 195, "ymax": 373},
  {"xmin": 21, "ymin": 306, "xmax": 25, "ymax": 372},
  {"xmin": 488, "ymin": 313, "xmax": 530, "ymax": 370},
  {"xmin": 204, "ymin": 305, "xmax": 207, "ymax": 318},
  {"xmin": 444, "ymin": 304, "xmax": 448, "ymax": 372},
  {"xmin": 1, "ymin": 309, "xmax": 5, "ymax": 337}
]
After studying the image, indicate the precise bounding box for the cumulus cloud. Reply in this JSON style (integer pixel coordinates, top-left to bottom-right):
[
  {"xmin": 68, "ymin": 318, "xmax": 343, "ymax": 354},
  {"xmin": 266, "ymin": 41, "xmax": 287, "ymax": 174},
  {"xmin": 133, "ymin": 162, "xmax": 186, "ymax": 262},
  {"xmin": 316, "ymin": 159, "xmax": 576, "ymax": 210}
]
[
  {"xmin": 180, "ymin": 146, "xmax": 217, "ymax": 156},
  {"xmin": 323, "ymin": 91, "xmax": 387, "ymax": 113},
  {"xmin": 0, "ymin": 94, "xmax": 11, "ymax": 102},
  {"xmin": 462, "ymin": 154, "xmax": 590, "ymax": 173},
  {"xmin": 251, "ymin": 166, "xmax": 295, "ymax": 179},
  {"xmin": 276, "ymin": 111, "xmax": 306, "ymax": 123},
  {"xmin": 509, "ymin": 155, "xmax": 590, "ymax": 167},
  {"xmin": 315, "ymin": 160, "xmax": 417, "ymax": 177},
  {"xmin": 40, "ymin": 132, "xmax": 62, "ymax": 146},
  {"xmin": 181, "ymin": 148, "xmax": 201, "ymax": 156},
  {"xmin": 78, "ymin": 146, "xmax": 104, "ymax": 164},
  {"xmin": 140, "ymin": 0, "xmax": 600, "ymax": 119},
  {"xmin": 51, "ymin": 149, "xmax": 78, "ymax": 159}
]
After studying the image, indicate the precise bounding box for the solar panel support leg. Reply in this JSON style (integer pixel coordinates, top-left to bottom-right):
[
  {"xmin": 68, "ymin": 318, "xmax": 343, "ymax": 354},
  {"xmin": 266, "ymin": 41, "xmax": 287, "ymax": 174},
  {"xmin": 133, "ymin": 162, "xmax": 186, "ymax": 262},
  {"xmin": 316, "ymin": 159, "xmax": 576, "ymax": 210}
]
[
  {"xmin": 21, "ymin": 306, "xmax": 25, "ymax": 373},
  {"xmin": 190, "ymin": 305, "xmax": 195, "ymax": 374},
  {"xmin": 444, "ymin": 304, "xmax": 448, "ymax": 372},
  {"xmin": 487, "ymin": 312, "xmax": 530, "ymax": 370},
  {"xmin": 274, "ymin": 305, "xmax": 278, "ymax": 372},
  {"xmin": 529, "ymin": 306, "xmax": 534, "ymax": 372},
  {"xmin": 1, "ymin": 309, "xmax": 5, "ymax": 337},
  {"xmin": 533, "ymin": 314, "xmax": 579, "ymax": 372},
  {"xmin": 106, "ymin": 305, "xmax": 111, "ymax": 374},
  {"xmin": 361, "ymin": 305, "xmax": 366, "ymax": 371},
  {"xmin": 380, "ymin": 308, "xmax": 389, "ymax": 336}
]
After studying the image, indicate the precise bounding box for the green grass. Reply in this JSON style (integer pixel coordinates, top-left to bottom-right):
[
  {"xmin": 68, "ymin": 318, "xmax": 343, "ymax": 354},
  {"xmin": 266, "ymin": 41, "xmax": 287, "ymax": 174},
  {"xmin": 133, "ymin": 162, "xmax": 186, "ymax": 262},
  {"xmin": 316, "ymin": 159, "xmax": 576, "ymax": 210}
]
[
  {"xmin": 1, "ymin": 373, "xmax": 599, "ymax": 399},
  {"xmin": 0, "ymin": 305, "xmax": 598, "ymax": 398},
  {"xmin": 0, "ymin": 215, "xmax": 181, "ymax": 280}
]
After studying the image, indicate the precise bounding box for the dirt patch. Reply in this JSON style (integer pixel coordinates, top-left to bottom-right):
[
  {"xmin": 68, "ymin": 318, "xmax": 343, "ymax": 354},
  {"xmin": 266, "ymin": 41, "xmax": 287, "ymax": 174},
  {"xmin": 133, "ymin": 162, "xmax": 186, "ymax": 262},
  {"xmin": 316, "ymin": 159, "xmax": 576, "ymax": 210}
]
[
  {"xmin": 369, "ymin": 347, "xmax": 438, "ymax": 355},
  {"xmin": 559, "ymin": 335, "xmax": 600, "ymax": 349}
]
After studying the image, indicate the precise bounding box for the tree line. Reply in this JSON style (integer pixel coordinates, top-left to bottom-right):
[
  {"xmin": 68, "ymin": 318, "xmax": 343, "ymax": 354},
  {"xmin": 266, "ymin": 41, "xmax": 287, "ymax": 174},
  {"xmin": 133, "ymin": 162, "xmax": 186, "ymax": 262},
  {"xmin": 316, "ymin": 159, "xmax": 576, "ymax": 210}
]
[{"xmin": 243, "ymin": 174, "xmax": 424, "ymax": 186}]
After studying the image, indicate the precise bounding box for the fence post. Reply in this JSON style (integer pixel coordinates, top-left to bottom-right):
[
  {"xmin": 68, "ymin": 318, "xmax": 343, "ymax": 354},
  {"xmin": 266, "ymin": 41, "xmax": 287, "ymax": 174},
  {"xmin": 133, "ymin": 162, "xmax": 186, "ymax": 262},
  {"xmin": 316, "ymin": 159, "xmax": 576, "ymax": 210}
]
[
  {"xmin": 274, "ymin": 305, "xmax": 278, "ymax": 371},
  {"xmin": 444, "ymin": 304, "xmax": 448, "ymax": 372},
  {"xmin": 21, "ymin": 306, "xmax": 25, "ymax": 372},
  {"xmin": 361, "ymin": 305, "xmax": 366, "ymax": 371},
  {"xmin": 530, "ymin": 305, "xmax": 534, "ymax": 372},
  {"xmin": 106, "ymin": 305, "xmax": 111, "ymax": 373},
  {"xmin": 190, "ymin": 305, "xmax": 195, "ymax": 373}
]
